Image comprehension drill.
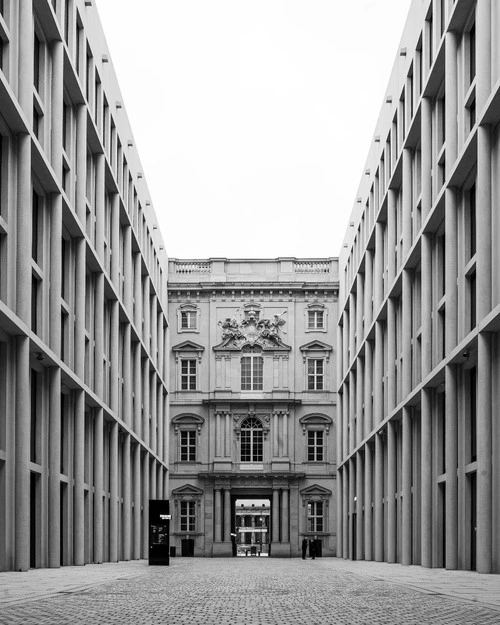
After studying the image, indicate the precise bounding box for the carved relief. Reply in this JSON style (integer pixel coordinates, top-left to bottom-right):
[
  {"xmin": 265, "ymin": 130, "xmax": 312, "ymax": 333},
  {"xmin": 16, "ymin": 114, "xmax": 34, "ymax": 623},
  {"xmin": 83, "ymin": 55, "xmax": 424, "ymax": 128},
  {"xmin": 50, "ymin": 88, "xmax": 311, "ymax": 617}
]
[{"xmin": 214, "ymin": 305, "xmax": 291, "ymax": 351}]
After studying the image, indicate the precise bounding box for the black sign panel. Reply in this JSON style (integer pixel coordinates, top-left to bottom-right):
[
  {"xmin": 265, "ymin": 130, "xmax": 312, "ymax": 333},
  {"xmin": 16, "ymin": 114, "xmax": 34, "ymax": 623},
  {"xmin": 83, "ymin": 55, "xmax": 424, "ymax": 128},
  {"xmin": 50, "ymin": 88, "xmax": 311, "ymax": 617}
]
[{"xmin": 149, "ymin": 500, "xmax": 170, "ymax": 566}]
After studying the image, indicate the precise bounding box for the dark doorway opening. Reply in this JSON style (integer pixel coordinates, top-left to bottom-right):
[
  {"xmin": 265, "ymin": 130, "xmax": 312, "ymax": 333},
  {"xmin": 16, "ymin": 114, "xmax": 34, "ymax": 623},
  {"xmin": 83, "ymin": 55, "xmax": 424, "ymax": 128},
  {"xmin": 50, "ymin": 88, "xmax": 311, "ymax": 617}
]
[{"xmin": 181, "ymin": 538, "xmax": 194, "ymax": 557}]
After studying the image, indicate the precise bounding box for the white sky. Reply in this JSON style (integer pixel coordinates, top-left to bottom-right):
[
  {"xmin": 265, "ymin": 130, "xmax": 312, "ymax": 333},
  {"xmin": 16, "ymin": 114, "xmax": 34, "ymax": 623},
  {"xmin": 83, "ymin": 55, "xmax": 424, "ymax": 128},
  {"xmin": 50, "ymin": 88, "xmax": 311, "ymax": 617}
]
[{"xmin": 95, "ymin": 0, "xmax": 413, "ymax": 260}]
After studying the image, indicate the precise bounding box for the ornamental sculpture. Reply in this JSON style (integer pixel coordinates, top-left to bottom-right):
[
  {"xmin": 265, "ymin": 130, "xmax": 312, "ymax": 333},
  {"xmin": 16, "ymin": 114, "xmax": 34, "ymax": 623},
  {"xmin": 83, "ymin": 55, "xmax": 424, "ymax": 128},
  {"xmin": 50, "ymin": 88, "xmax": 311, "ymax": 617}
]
[{"xmin": 214, "ymin": 307, "xmax": 290, "ymax": 351}]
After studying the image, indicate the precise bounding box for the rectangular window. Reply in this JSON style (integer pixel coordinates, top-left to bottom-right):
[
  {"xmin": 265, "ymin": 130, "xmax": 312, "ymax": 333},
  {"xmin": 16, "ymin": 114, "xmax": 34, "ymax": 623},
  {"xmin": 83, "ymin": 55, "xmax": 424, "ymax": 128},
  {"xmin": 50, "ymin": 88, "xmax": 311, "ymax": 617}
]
[
  {"xmin": 180, "ymin": 430, "xmax": 196, "ymax": 462},
  {"xmin": 180, "ymin": 500, "xmax": 196, "ymax": 532},
  {"xmin": 181, "ymin": 359, "xmax": 197, "ymax": 390},
  {"xmin": 33, "ymin": 31, "xmax": 41, "ymax": 93},
  {"xmin": 307, "ymin": 501, "xmax": 323, "ymax": 533},
  {"xmin": 307, "ymin": 430, "xmax": 324, "ymax": 462},
  {"xmin": 307, "ymin": 359, "xmax": 324, "ymax": 391},
  {"xmin": 181, "ymin": 310, "xmax": 197, "ymax": 330},
  {"xmin": 241, "ymin": 355, "xmax": 263, "ymax": 391},
  {"xmin": 307, "ymin": 310, "xmax": 324, "ymax": 329}
]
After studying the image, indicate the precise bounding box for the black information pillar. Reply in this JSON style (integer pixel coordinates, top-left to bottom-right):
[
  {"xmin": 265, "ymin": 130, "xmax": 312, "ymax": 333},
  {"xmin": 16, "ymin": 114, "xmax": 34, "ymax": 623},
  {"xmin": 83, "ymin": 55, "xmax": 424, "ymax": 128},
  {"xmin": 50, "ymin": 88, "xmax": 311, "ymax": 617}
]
[{"xmin": 149, "ymin": 499, "xmax": 170, "ymax": 565}]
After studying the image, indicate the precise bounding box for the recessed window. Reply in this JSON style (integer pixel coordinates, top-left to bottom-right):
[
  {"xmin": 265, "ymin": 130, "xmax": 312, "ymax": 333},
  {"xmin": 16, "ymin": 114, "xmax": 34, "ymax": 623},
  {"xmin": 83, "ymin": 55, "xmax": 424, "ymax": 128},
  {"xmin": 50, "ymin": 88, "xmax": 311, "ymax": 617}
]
[
  {"xmin": 307, "ymin": 359, "xmax": 324, "ymax": 390},
  {"xmin": 180, "ymin": 501, "xmax": 196, "ymax": 532},
  {"xmin": 180, "ymin": 359, "xmax": 197, "ymax": 390},
  {"xmin": 308, "ymin": 310, "xmax": 324, "ymax": 330},
  {"xmin": 240, "ymin": 417, "xmax": 263, "ymax": 462},
  {"xmin": 307, "ymin": 431, "xmax": 324, "ymax": 462},
  {"xmin": 241, "ymin": 349, "xmax": 263, "ymax": 391},
  {"xmin": 181, "ymin": 310, "xmax": 197, "ymax": 330},
  {"xmin": 307, "ymin": 501, "xmax": 323, "ymax": 532},
  {"xmin": 180, "ymin": 430, "xmax": 196, "ymax": 462}
]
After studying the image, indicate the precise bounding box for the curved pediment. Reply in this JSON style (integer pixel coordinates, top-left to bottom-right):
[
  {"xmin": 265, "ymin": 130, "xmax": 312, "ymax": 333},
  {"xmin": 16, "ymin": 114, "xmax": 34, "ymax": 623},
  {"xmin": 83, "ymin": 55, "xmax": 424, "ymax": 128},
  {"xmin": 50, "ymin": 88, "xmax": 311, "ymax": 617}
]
[
  {"xmin": 172, "ymin": 413, "xmax": 204, "ymax": 433},
  {"xmin": 299, "ymin": 413, "xmax": 333, "ymax": 434}
]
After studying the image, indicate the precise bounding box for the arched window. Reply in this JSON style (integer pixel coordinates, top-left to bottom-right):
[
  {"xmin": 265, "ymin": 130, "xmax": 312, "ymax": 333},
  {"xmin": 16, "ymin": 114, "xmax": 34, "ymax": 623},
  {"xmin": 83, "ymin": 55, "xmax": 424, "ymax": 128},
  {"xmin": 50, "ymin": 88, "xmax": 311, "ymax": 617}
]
[
  {"xmin": 240, "ymin": 417, "xmax": 263, "ymax": 462},
  {"xmin": 241, "ymin": 346, "xmax": 263, "ymax": 391}
]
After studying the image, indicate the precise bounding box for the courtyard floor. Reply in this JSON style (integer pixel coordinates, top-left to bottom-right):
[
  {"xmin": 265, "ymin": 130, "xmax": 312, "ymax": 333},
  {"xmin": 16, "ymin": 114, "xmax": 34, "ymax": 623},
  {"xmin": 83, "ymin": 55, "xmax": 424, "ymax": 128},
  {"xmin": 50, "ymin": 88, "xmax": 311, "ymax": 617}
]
[{"xmin": 0, "ymin": 557, "xmax": 499, "ymax": 624}]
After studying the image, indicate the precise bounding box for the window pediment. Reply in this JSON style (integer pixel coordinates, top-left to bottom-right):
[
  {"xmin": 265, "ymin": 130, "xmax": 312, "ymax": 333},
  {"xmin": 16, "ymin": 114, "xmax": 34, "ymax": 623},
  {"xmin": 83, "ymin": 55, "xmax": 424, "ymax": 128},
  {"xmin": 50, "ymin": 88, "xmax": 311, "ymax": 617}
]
[
  {"xmin": 299, "ymin": 413, "xmax": 332, "ymax": 435},
  {"xmin": 299, "ymin": 340, "xmax": 333, "ymax": 362},
  {"xmin": 300, "ymin": 484, "xmax": 332, "ymax": 499},
  {"xmin": 172, "ymin": 413, "xmax": 204, "ymax": 434},
  {"xmin": 172, "ymin": 484, "xmax": 203, "ymax": 499},
  {"xmin": 172, "ymin": 341, "xmax": 205, "ymax": 362}
]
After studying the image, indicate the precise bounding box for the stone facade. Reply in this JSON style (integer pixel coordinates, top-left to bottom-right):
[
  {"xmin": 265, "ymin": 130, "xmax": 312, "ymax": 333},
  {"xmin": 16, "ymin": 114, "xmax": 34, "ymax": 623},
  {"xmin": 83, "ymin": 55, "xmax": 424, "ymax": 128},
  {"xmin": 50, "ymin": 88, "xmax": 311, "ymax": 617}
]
[
  {"xmin": 0, "ymin": 0, "xmax": 168, "ymax": 571},
  {"xmin": 168, "ymin": 258, "xmax": 338, "ymax": 557},
  {"xmin": 338, "ymin": 0, "xmax": 500, "ymax": 573}
]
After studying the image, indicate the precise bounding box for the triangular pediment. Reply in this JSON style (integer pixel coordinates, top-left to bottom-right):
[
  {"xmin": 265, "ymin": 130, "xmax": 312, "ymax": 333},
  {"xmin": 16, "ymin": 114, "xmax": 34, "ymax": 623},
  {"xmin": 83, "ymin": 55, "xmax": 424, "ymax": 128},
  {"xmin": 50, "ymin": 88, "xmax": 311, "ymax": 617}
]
[
  {"xmin": 299, "ymin": 340, "xmax": 333, "ymax": 353},
  {"xmin": 300, "ymin": 484, "xmax": 332, "ymax": 497},
  {"xmin": 172, "ymin": 340, "xmax": 205, "ymax": 353},
  {"xmin": 171, "ymin": 484, "xmax": 204, "ymax": 497}
]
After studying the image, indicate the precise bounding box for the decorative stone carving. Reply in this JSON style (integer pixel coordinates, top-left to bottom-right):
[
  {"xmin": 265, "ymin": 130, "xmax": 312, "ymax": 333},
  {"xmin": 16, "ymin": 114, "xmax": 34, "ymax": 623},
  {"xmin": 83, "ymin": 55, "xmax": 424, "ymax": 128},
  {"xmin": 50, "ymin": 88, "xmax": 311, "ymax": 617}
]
[{"xmin": 214, "ymin": 306, "xmax": 291, "ymax": 351}]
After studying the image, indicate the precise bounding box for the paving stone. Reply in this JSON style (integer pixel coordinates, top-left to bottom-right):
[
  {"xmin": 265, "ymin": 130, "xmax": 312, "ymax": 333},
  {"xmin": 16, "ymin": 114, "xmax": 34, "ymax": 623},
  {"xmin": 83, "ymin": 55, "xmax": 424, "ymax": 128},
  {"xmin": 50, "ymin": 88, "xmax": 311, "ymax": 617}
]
[{"xmin": 0, "ymin": 558, "xmax": 499, "ymax": 625}]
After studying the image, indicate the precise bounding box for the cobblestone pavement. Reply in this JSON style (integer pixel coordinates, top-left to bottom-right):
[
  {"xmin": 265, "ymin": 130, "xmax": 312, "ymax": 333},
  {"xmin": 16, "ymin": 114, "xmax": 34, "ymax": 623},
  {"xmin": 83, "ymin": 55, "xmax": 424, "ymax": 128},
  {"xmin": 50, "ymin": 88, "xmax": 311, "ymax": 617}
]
[{"xmin": 1, "ymin": 558, "xmax": 499, "ymax": 625}]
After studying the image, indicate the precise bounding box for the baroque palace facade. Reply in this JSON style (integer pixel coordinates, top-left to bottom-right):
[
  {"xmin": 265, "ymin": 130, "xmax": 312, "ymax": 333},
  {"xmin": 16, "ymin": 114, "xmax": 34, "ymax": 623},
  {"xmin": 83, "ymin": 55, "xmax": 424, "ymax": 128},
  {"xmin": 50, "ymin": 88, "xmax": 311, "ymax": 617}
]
[
  {"xmin": 0, "ymin": 0, "xmax": 168, "ymax": 571},
  {"xmin": 338, "ymin": 0, "xmax": 500, "ymax": 573},
  {"xmin": 168, "ymin": 258, "xmax": 338, "ymax": 557}
]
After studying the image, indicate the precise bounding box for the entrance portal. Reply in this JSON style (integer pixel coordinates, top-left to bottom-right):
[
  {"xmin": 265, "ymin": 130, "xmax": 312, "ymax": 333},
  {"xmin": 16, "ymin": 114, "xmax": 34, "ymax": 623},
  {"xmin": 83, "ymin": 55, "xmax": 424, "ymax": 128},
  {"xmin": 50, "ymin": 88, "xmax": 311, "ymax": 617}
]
[{"xmin": 234, "ymin": 498, "xmax": 270, "ymax": 557}]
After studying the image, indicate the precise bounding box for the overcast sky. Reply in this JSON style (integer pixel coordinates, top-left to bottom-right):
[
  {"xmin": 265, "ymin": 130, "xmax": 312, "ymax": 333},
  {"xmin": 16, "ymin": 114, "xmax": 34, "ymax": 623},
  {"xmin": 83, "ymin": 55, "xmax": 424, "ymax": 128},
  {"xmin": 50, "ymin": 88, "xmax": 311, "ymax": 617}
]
[{"xmin": 95, "ymin": 0, "xmax": 412, "ymax": 260}]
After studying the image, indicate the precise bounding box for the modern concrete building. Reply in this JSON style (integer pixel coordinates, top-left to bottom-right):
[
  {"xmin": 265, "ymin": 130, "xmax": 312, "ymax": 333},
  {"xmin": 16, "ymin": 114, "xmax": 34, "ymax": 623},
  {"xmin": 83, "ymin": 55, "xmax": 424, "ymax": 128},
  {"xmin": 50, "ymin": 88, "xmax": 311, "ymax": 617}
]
[
  {"xmin": 0, "ymin": 0, "xmax": 169, "ymax": 571},
  {"xmin": 168, "ymin": 258, "xmax": 338, "ymax": 557},
  {"xmin": 337, "ymin": 0, "xmax": 500, "ymax": 573}
]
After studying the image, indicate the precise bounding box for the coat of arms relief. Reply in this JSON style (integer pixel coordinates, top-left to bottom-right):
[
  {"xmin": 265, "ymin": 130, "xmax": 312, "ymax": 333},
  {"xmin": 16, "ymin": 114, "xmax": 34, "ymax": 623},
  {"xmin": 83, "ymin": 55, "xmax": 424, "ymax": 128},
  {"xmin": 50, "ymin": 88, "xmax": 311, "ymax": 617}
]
[{"xmin": 214, "ymin": 305, "xmax": 291, "ymax": 351}]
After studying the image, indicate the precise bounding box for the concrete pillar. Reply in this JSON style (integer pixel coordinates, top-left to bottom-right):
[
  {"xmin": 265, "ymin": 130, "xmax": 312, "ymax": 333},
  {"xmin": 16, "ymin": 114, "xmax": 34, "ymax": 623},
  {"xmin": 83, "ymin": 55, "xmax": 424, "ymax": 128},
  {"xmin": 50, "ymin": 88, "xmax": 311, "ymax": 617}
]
[
  {"xmin": 15, "ymin": 337, "xmax": 30, "ymax": 571},
  {"xmin": 133, "ymin": 443, "xmax": 141, "ymax": 559},
  {"xmin": 387, "ymin": 298, "xmax": 396, "ymax": 409},
  {"xmin": 402, "ymin": 149, "xmax": 412, "ymax": 257},
  {"xmin": 110, "ymin": 194, "xmax": 120, "ymax": 288},
  {"xmin": 342, "ymin": 466, "xmax": 349, "ymax": 558},
  {"xmin": 50, "ymin": 40, "xmax": 63, "ymax": 356},
  {"xmin": 122, "ymin": 325, "xmax": 131, "ymax": 427},
  {"xmin": 364, "ymin": 341, "xmax": 373, "ymax": 436},
  {"xmin": 374, "ymin": 223, "xmax": 384, "ymax": 312},
  {"xmin": 364, "ymin": 249, "xmax": 373, "ymax": 328},
  {"xmin": 281, "ymin": 489, "xmax": 289, "ymax": 543},
  {"xmin": 143, "ymin": 278, "xmax": 150, "ymax": 347},
  {"xmin": 374, "ymin": 322, "xmax": 384, "ymax": 426},
  {"xmin": 19, "ymin": 0, "xmax": 33, "ymax": 118},
  {"xmin": 445, "ymin": 365, "xmax": 458, "ymax": 569},
  {"xmin": 364, "ymin": 443, "xmax": 373, "ymax": 561},
  {"xmin": 74, "ymin": 390, "xmax": 85, "ymax": 565},
  {"xmin": 94, "ymin": 408, "xmax": 104, "ymax": 563},
  {"xmin": 402, "ymin": 270, "xmax": 412, "ymax": 397},
  {"xmin": 387, "ymin": 189, "xmax": 396, "ymax": 284},
  {"xmin": 109, "ymin": 421, "xmax": 118, "ymax": 562},
  {"xmin": 157, "ymin": 385, "xmax": 163, "ymax": 461},
  {"xmin": 477, "ymin": 333, "xmax": 492, "ymax": 573},
  {"xmin": 356, "ymin": 452, "xmax": 364, "ymax": 561},
  {"xmin": 149, "ymin": 459, "xmax": 156, "ymax": 500},
  {"xmin": 124, "ymin": 228, "xmax": 133, "ymax": 316},
  {"xmin": 151, "ymin": 377, "xmax": 157, "ymax": 454},
  {"xmin": 94, "ymin": 274, "xmax": 104, "ymax": 396},
  {"xmin": 75, "ymin": 104, "xmax": 87, "ymax": 225},
  {"xmin": 402, "ymin": 408, "xmax": 412, "ymax": 565},
  {"xmin": 348, "ymin": 458, "xmax": 355, "ymax": 560},
  {"xmin": 349, "ymin": 371, "xmax": 356, "ymax": 452},
  {"xmin": 133, "ymin": 343, "xmax": 142, "ymax": 434},
  {"xmin": 337, "ymin": 468, "xmax": 343, "ymax": 558},
  {"xmin": 342, "ymin": 386, "xmax": 349, "ymax": 459},
  {"xmin": 387, "ymin": 422, "xmax": 397, "ymax": 563},
  {"xmin": 476, "ymin": 0, "xmax": 491, "ymax": 114},
  {"xmin": 110, "ymin": 301, "xmax": 120, "ymax": 414},
  {"xmin": 122, "ymin": 434, "xmax": 131, "ymax": 560},
  {"xmin": 16, "ymin": 134, "xmax": 31, "ymax": 326},
  {"xmin": 374, "ymin": 434, "xmax": 384, "ymax": 561},
  {"xmin": 272, "ymin": 489, "xmax": 280, "ymax": 542},
  {"xmin": 95, "ymin": 154, "xmax": 105, "ymax": 261},
  {"xmin": 421, "ymin": 98, "xmax": 432, "ymax": 219},
  {"xmin": 214, "ymin": 488, "xmax": 222, "ymax": 543},
  {"xmin": 356, "ymin": 274, "xmax": 364, "ymax": 348},
  {"xmin": 224, "ymin": 489, "xmax": 231, "ymax": 543},
  {"xmin": 74, "ymin": 238, "xmax": 86, "ymax": 380},
  {"xmin": 421, "ymin": 235, "xmax": 432, "ymax": 377},
  {"xmin": 49, "ymin": 368, "xmax": 61, "ymax": 567},
  {"xmin": 421, "ymin": 388, "xmax": 432, "ymax": 567},
  {"xmin": 142, "ymin": 453, "xmax": 150, "ymax": 558},
  {"xmin": 356, "ymin": 358, "xmax": 364, "ymax": 445}
]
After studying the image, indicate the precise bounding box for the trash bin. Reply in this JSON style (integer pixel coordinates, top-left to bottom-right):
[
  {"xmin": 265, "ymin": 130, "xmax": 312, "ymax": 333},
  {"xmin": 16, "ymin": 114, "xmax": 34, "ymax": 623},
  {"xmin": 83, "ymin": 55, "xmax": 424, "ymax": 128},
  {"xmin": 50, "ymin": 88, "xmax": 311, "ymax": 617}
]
[{"xmin": 169, "ymin": 546, "xmax": 176, "ymax": 558}]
